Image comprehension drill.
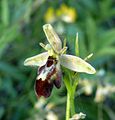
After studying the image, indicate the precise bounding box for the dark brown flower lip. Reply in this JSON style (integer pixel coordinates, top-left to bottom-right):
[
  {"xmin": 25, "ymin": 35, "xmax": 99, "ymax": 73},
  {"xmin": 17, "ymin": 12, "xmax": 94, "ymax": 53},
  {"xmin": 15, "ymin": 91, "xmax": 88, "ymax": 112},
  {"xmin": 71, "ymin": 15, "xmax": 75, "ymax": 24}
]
[
  {"xmin": 35, "ymin": 79, "xmax": 53, "ymax": 98},
  {"xmin": 35, "ymin": 56, "xmax": 62, "ymax": 98}
]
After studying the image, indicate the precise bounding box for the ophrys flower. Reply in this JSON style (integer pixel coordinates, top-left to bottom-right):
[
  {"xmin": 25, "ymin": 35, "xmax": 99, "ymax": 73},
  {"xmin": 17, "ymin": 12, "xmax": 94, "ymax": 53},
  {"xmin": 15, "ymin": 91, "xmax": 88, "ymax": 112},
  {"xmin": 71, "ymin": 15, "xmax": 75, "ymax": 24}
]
[{"xmin": 24, "ymin": 24, "xmax": 96, "ymax": 98}]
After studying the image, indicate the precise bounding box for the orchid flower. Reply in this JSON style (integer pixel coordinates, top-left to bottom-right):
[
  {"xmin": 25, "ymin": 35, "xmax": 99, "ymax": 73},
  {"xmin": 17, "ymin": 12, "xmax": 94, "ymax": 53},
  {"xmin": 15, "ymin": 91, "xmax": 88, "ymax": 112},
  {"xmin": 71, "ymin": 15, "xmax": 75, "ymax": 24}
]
[{"xmin": 24, "ymin": 24, "xmax": 96, "ymax": 98}]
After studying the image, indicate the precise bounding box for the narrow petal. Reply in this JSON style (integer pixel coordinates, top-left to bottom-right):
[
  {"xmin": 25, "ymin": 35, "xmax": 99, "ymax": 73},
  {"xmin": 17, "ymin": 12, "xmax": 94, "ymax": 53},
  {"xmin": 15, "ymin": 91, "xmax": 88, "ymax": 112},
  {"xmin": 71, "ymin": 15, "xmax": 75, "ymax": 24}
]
[
  {"xmin": 24, "ymin": 52, "xmax": 49, "ymax": 66},
  {"xmin": 35, "ymin": 79, "xmax": 53, "ymax": 98},
  {"xmin": 60, "ymin": 54, "xmax": 96, "ymax": 74},
  {"xmin": 43, "ymin": 24, "xmax": 62, "ymax": 53}
]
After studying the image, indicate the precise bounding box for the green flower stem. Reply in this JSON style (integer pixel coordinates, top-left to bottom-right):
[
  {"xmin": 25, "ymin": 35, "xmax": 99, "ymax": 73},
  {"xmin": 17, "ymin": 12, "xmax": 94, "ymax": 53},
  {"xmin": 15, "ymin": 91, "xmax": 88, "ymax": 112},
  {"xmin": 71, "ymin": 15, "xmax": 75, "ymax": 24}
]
[
  {"xmin": 64, "ymin": 72, "xmax": 79, "ymax": 119},
  {"xmin": 66, "ymin": 92, "xmax": 71, "ymax": 120},
  {"xmin": 70, "ymin": 92, "xmax": 75, "ymax": 116},
  {"xmin": 69, "ymin": 32, "xmax": 79, "ymax": 116},
  {"xmin": 64, "ymin": 75, "xmax": 71, "ymax": 120},
  {"xmin": 70, "ymin": 74, "xmax": 79, "ymax": 116}
]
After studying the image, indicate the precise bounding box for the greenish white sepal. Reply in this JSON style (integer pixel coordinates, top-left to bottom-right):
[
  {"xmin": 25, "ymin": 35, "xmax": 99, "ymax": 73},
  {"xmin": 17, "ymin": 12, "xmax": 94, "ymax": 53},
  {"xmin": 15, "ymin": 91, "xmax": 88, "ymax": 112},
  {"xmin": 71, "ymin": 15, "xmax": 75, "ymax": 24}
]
[
  {"xmin": 43, "ymin": 24, "xmax": 62, "ymax": 54},
  {"xmin": 60, "ymin": 54, "xmax": 96, "ymax": 74},
  {"xmin": 24, "ymin": 52, "xmax": 49, "ymax": 66}
]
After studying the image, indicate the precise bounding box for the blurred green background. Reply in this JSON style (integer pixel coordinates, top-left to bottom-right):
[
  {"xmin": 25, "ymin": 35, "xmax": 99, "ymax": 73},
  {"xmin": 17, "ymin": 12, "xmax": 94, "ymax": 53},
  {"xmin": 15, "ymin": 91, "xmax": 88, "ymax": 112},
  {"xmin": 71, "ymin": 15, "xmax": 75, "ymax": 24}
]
[{"xmin": 0, "ymin": 0, "xmax": 115, "ymax": 120}]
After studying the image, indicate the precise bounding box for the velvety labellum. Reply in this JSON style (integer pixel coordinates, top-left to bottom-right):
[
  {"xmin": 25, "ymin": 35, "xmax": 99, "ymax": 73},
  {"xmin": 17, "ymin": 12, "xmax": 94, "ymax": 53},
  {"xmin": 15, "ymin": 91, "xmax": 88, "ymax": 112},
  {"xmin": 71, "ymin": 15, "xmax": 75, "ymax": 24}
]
[{"xmin": 35, "ymin": 57, "xmax": 62, "ymax": 98}]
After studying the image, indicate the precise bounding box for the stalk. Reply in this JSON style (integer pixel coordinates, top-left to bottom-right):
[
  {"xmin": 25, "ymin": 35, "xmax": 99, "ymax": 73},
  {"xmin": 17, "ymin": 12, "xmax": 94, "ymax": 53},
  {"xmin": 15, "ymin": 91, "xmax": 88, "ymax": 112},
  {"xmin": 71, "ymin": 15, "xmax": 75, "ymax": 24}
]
[{"xmin": 66, "ymin": 92, "xmax": 70, "ymax": 120}]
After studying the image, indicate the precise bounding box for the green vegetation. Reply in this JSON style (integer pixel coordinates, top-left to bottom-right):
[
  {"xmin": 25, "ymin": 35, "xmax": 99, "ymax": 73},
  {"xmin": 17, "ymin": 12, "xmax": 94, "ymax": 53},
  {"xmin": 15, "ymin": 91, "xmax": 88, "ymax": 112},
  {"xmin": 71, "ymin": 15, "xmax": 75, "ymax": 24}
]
[{"xmin": 0, "ymin": 0, "xmax": 115, "ymax": 120}]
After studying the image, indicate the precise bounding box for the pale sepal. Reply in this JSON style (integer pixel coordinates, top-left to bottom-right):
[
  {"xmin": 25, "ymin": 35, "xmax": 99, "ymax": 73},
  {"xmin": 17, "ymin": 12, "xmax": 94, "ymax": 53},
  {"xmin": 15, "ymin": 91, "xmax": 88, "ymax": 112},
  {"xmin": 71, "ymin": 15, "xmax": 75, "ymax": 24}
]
[
  {"xmin": 43, "ymin": 24, "xmax": 62, "ymax": 53},
  {"xmin": 60, "ymin": 54, "xmax": 96, "ymax": 74},
  {"xmin": 24, "ymin": 52, "xmax": 49, "ymax": 66}
]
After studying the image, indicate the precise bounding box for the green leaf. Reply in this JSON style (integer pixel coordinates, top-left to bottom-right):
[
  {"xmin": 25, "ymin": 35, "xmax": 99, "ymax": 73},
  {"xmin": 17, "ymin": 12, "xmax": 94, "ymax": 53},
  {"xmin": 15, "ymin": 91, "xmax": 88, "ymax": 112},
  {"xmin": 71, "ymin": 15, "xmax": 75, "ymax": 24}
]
[
  {"xmin": 86, "ymin": 17, "xmax": 97, "ymax": 52},
  {"xmin": 79, "ymin": 33, "xmax": 88, "ymax": 58},
  {"xmin": 99, "ymin": 29, "xmax": 115, "ymax": 47},
  {"xmin": 0, "ymin": 107, "xmax": 4, "ymax": 119},
  {"xmin": 0, "ymin": 62, "xmax": 27, "ymax": 80},
  {"xmin": 1, "ymin": 0, "xmax": 9, "ymax": 26},
  {"xmin": 0, "ymin": 24, "xmax": 19, "ymax": 56},
  {"xmin": 23, "ymin": 0, "xmax": 32, "ymax": 23},
  {"xmin": 96, "ymin": 47, "xmax": 115, "ymax": 57}
]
